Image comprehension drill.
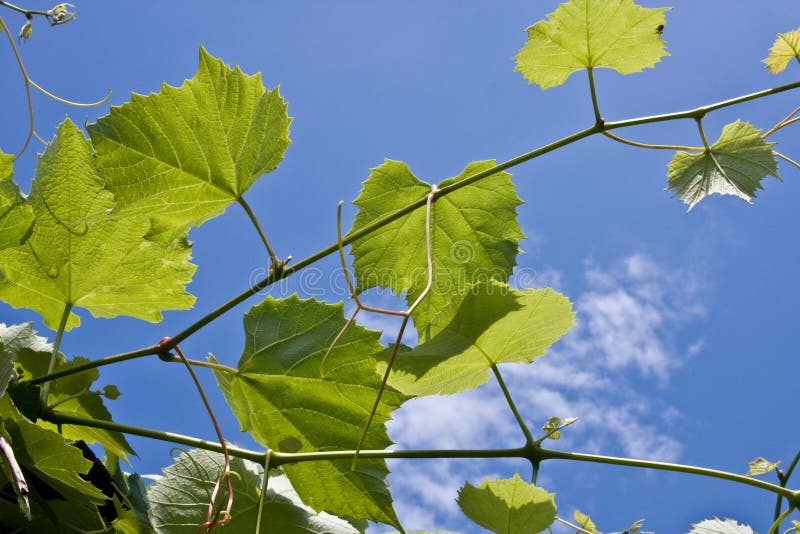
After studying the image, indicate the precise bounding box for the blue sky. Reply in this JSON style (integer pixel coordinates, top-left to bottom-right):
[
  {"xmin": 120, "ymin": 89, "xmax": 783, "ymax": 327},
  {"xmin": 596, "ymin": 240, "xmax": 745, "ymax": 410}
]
[{"xmin": 2, "ymin": 1, "xmax": 800, "ymax": 532}]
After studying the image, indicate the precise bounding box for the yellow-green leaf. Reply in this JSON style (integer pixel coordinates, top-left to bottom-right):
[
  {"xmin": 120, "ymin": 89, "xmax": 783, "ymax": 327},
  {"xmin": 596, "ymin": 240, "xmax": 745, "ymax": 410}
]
[
  {"xmin": 514, "ymin": 0, "xmax": 669, "ymax": 89},
  {"xmin": 0, "ymin": 120, "xmax": 195, "ymax": 330},
  {"xmin": 88, "ymin": 47, "xmax": 291, "ymax": 242},
  {"xmin": 667, "ymin": 121, "xmax": 779, "ymax": 210},
  {"xmin": 457, "ymin": 473, "xmax": 556, "ymax": 534},
  {"xmin": 0, "ymin": 151, "xmax": 33, "ymax": 251},
  {"xmin": 764, "ymin": 26, "xmax": 800, "ymax": 74}
]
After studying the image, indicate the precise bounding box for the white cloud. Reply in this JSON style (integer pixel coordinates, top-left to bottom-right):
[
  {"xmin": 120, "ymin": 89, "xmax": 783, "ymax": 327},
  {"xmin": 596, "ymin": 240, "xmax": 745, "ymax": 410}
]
[{"xmin": 378, "ymin": 252, "xmax": 705, "ymax": 532}]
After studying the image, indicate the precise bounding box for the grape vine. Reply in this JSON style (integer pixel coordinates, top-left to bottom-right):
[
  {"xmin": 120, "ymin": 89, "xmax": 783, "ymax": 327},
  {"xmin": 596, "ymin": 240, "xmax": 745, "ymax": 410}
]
[{"xmin": 1, "ymin": 1, "xmax": 799, "ymax": 533}]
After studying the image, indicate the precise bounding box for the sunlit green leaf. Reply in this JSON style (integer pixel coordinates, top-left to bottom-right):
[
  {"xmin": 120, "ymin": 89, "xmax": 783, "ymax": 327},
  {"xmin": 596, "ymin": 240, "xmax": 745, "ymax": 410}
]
[
  {"xmin": 384, "ymin": 282, "xmax": 574, "ymax": 396},
  {"xmin": 0, "ymin": 322, "xmax": 133, "ymax": 461},
  {"xmin": 514, "ymin": 0, "xmax": 669, "ymax": 89},
  {"xmin": 147, "ymin": 448, "xmax": 359, "ymax": 534},
  {"xmin": 214, "ymin": 295, "xmax": 406, "ymax": 527},
  {"xmin": 88, "ymin": 47, "xmax": 291, "ymax": 241},
  {"xmin": 574, "ymin": 509, "xmax": 601, "ymax": 533},
  {"xmin": 764, "ymin": 27, "xmax": 800, "ymax": 74},
  {"xmin": 457, "ymin": 473, "xmax": 556, "ymax": 534},
  {"xmin": 0, "ymin": 120, "xmax": 196, "ymax": 330},
  {"xmin": 689, "ymin": 518, "xmax": 755, "ymax": 534},
  {"xmin": 667, "ymin": 121, "xmax": 779, "ymax": 209},
  {"xmin": 350, "ymin": 159, "xmax": 523, "ymax": 340},
  {"xmin": 746, "ymin": 456, "xmax": 780, "ymax": 476},
  {"xmin": 0, "ymin": 150, "xmax": 33, "ymax": 251}
]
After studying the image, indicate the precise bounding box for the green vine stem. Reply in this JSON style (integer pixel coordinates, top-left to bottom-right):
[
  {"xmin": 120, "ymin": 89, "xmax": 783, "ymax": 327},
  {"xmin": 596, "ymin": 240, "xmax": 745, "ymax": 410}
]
[
  {"xmin": 26, "ymin": 345, "xmax": 159, "ymax": 386},
  {"xmin": 44, "ymin": 410, "xmax": 799, "ymax": 503},
  {"xmin": 775, "ymin": 449, "xmax": 800, "ymax": 522},
  {"xmin": 768, "ymin": 506, "xmax": 796, "ymax": 534},
  {"xmin": 25, "ymin": 78, "xmax": 800, "ymax": 387},
  {"xmin": 0, "ymin": 1, "xmax": 50, "ymax": 18},
  {"xmin": 775, "ymin": 150, "xmax": 800, "ymax": 171}
]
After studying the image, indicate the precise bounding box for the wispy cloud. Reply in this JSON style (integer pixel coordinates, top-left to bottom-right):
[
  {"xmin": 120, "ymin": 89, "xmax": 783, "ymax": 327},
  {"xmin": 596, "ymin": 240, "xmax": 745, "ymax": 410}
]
[{"xmin": 379, "ymin": 252, "xmax": 706, "ymax": 532}]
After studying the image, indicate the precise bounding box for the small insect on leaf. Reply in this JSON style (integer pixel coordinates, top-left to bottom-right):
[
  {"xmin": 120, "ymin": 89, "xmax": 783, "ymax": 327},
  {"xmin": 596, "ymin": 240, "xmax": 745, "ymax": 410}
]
[{"xmin": 656, "ymin": 24, "xmax": 665, "ymax": 34}]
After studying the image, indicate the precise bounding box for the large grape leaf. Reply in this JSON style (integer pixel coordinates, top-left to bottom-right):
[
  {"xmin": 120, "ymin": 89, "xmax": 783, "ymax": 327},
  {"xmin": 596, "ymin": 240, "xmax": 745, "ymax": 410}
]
[
  {"xmin": 514, "ymin": 0, "xmax": 669, "ymax": 89},
  {"xmin": 350, "ymin": 159, "xmax": 523, "ymax": 341},
  {"xmin": 0, "ymin": 396, "xmax": 106, "ymax": 504},
  {"xmin": 0, "ymin": 120, "xmax": 195, "ymax": 330},
  {"xmin": 457, "ymin": 473, "xmax": 556, "ymax": 534},
  {"xmin": 0, "ymin": 322, "xmax": 134, "ymax": 461},
  {"xmin": 384, "ymin": 282, "xmax": 574, "ymax": 396},
  {"xmin": 0, "ymin": 151, "xmax": 33, "ymax": 251},
  {"xmin": 689, "ymin": 518, "xmax": 755, "ymax": 534},
  {"xmin": 764, "ymin": 26, "xmax": 800, "ymax": 74},
  {"xmin": 213, "ymin": 296, "xmax": 406, "ymax": 527},
  {"xmin": 667, "ymin": 121, "xmax": 779, "ymax": 209},
  {"xmin": 88, "ymin": 47, "xmax": 291, "ymax": 241},
  {"xmin": 147, "ymin": 449, "xmax": 359, "ymax": 534}
]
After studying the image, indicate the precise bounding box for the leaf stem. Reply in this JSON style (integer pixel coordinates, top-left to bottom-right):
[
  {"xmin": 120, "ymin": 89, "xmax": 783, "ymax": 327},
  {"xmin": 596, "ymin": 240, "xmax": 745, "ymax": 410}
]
[
  {"xmin": 40, "ymin": 304, "xmax": 71, "ymax": 404},
  {"xmin": 602, "ymin": 130, "xmax": 703, "ymax": 152},
  {"xmin": 586, "ymin": 67, "xmax": 603, "ymax": 126},
  {"xmin": 775, "ymin": 151, "xmax": 800, "ymax": 171},
  {"xmin": 554, "ymin": 516, "xmax": 594, "ymax": 534},
  {"xmin": 695, "ymin": 118, "xmax": 712, "ymax": 150},
  {"xmin": 162, "ymin": 355, "xmax": 239, "ymax": 376},
  {"xmin": 491, "ymin": 364, "xmax": 534, "ymax": 446},
  {"xmin": 0, "ymin": 433, "xmax": 29, "ymax": 519},
  {"xmin": 237, "ymin": 197, "xmax": 280, "ymax": 267},
  {"xmin": 763, "ymin": 104, "xmax": 800, "ymax": 138},
  {"xmin": 536, "ymin": 446, "xmax": 797, "ymax": 500}
]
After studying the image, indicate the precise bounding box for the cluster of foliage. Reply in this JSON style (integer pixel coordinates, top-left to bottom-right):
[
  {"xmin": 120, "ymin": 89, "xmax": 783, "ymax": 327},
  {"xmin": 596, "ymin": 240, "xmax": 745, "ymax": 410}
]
[{"xmin": 1, "ymin": 0, "xmax": 799, "ymax": 532}]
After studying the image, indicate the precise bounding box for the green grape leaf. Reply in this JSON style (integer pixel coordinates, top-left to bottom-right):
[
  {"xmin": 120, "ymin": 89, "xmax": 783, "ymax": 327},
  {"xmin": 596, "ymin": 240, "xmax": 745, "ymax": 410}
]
[
  {"xmin": 764, "ymin": 27, "xmax": 800, "ymax": 74},
  {"xmin": 457, "ymin": 473, "xmax": 556, "ymax": 534},
  {"xmin": 0, "ymin": 151, "xmax": 33, "ymax": 251},
  {"xmin": 0, "ymin": 396, "xmax": 106, "ymax": 503},
  {"xmin": 689, "ymin": 518, "xmax": 755, "ymax": 534},
  {"xmin": 0, "ymin": 120, "xmax": 196, "ymax": 330},
  {"xmin": 667, "ymin": 121, "xmax": 779, "ymax": 210},
  {"xmin": 1, "ymin": 322, "xmax": 134, "ymax": 461},
  {"xmin": 384, "ymin": 282, "xmax": 574, "ymax": 396},
  {"xmin": 350, "ymin": 159, "xmax": 523, "ymax": 340},
  {"xmin": 147, "ymin": 448, "xmax": 359, "ymax": 534},
  {"xmin": 746, "ymin": 456, "xmax": 780, "ymax": 476},
  {"xmin": 514, "ymin": 0, "xmax": 669, "ymax": 89},
  {"xmin": 88, "ymin": 47, "xmax": 291, "ymax": 241},
  {"xmin": 213, "ymin": 295, "xmax": 406, "ymax": 528},
  {"xmin": 574, "ymin": 509, "xmax": 601, "ymax": 533}
]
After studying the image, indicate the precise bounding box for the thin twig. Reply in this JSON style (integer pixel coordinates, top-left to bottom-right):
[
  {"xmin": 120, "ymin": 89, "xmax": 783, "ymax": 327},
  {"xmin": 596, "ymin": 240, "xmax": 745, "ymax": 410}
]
[
  {"xmin": 554, "ymin": 516, "xmax": 596, "ymax": 534},
  {"xmin": 775, "ymin": 151, "xmax": 800, "ymax": 171},
  {"xmin": 602, "ymin": 130, "xmax": 703, "ymax": 152},
  {"xmin": 170, "ymin": 344, "xmax": 235, "ymax": 532}
]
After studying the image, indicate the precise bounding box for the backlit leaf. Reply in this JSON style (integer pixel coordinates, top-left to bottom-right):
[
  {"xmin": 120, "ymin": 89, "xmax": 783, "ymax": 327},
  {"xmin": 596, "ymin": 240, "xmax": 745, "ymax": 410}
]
[
  {"xmin": 147, "ymin": 448, "xmax": 359, "ymax": 534},
  {"xmin": 764, "ymin": 27, "xmax": 800, "ymax": 74},
  {"xmin": 214, "ymin": 295, "xmax": 406, "ymax": 527},
  {"xmin": 689, "ymin": 518, "xmax": 755, "ymax": 534},
  {"xmin": 457, "ymin": 473, "xmax": 556, "ymax": 534},
  {"xmin": 0, "ymin": 150, "xmax": 33, "ymax": 251},
  {"xmin": 0, "ymin": 120, "xmax": 196, "ymax": 330},
  {"xmin": 514, "ymin": 0, "xmax": 669, "ymax": 89},
  {"xmin": 88, "ymin": 47, "xmax": 291, "ymax": 241},
  {"xmin": 350, "ymin": 160, "xmax": 523, "ymax": 340},
  {"xmin": 667, "ymin": 121, "xmax": 779, "ymax": 209},
  {"xmin": 384, "ymin": 282, "xmax": 574, "ymax": 396},
  {"xmin": 746, "ymin": 456, "xmax": 780, "ymax": 476},
  {"xmin": 574, "ymin": 509, "xmax": 601, "ymax": 533}
]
